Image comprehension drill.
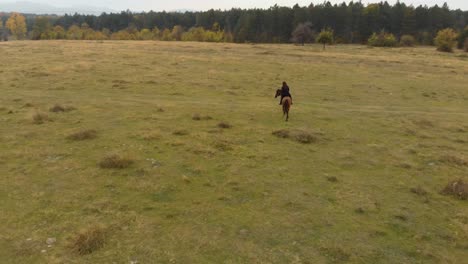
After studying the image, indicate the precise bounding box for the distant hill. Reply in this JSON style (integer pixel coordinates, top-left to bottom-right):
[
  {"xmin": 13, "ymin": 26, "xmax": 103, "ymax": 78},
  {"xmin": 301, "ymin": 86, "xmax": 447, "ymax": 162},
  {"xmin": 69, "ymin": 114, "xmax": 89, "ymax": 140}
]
[{"xmin": 0, "ymin": 1, "xmax": 115, "ymax": 15}]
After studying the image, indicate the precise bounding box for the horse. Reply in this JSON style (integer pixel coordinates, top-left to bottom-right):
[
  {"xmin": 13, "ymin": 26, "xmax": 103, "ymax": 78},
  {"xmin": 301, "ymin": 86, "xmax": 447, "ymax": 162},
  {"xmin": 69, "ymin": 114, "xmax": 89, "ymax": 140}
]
[{"xmin": 275, "ymin": 89, "xmax": 292, "ymax": 122}]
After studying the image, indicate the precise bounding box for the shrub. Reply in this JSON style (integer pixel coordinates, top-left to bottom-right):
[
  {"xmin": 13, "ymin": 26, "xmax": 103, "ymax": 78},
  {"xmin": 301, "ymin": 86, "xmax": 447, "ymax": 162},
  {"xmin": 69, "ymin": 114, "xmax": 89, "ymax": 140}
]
[
  {"xmin": 99, "ymin": 154, "xmax": 134, "ymax": 169},
  {"xmin": 464, "ymin": 39, "xmax": 468, "ymax": 52},
  {"xmin": 316, "ymin": 28, "xmax": 334, "ymax": 50},
  {"xmin": 434, "ymin": 28, "xmax": 458, "ymax": 52},
  {"xmin": 70, "ymin": 225, "xmax": 106, "ymax": 255},
  {"xmin": 368, "ymin": 31, "xmax": 398, "ymax": 47},
  {"xmin": 400, "ymin": 35, "xmax": 416, "ymax": 47}
]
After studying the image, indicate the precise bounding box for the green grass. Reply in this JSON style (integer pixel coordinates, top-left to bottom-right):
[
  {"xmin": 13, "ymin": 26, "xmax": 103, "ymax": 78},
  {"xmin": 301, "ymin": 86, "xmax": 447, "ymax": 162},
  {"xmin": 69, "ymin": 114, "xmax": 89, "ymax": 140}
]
[{"xmin": 0, "ymin": 41, "xmax": 467, "ymax": 263}]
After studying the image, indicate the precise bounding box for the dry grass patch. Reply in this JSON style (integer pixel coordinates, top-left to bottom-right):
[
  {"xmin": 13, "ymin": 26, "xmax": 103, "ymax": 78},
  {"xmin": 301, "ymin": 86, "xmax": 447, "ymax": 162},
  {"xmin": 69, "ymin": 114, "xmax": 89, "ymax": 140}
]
[
  {"xmin": 49, "ymin": 104, "xmax": 76, "ymax": 113},
  {"xmin": 173, "ymin": 130, "xmax": 189, "ymax": 136},
  {"xmin": 67, "ymin": 129, "xmax": 97, "ymax": 141},
  {"xmin": 192, "ymin": 113, "xmax": 213, "ymax": 120},
  {"xmin": 272, "ymin": 129, "xmax": 290, "ymax": 138},
  {"xmin": 272, "ymin": 129, "xmax": 320, "ymax": 144},
  {"xmin": 141, "ymin": 131, "xmax": 161, "ymax": 141},
  {"xmin": 217, "ymin": 122, "xmax": 232, "ymax": 129},
  {"xmin": 70, "ymin": 225, "xmax": 106, "ymax": 255},
  {"xmin": 294, "ymin": 131, "xmax": 318, "ymax": 144},
  {"xmin": 410, "ymin": 186, "xmax": 428, "ymax": 196},
  {"xmin": 327, "ymin": 176, "xmax": 338, "ymax": 182},
  {"xmin": 319, "ymin": 245, "xmax": 351, "ymax": 262},
  {"xmin": 22, "ymin": 103, "xmax": 34, "ymax": 108},
  {"xmin": 99, "ymin": 154, "xmax": 134, "ymax": 169},
  {"xmin": 214, "ymin": 141, "xmax": 234, "ymax": 151},
  {"xmin": 32, "ymin": 112, "xmax": 50, "ymax": 124},
  {"xmin": 439, "ymin": 155, "xmax": 468, "ymax": 166},
  {"xmin": 413, "ymin": 119, "xmax": 434, "ymax": 128},
  {"xmin": 441, "ymin": 179, "xmax": 468, "ymax": 200}
]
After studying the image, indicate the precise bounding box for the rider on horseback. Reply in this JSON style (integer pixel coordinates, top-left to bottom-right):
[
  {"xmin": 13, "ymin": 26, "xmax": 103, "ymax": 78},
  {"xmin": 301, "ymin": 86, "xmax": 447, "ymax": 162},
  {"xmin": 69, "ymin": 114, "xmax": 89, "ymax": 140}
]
[{"xmin": 279, "ymin": 81, "xmax": 293, "ymax": 105}]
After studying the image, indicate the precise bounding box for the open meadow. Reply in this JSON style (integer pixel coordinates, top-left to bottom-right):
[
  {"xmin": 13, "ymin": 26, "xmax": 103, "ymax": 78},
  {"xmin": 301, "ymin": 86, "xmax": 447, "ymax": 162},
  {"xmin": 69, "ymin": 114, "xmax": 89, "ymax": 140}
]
[{"xmin": 0, "ymin": 41, "xmax": 467, "ymax": 263}]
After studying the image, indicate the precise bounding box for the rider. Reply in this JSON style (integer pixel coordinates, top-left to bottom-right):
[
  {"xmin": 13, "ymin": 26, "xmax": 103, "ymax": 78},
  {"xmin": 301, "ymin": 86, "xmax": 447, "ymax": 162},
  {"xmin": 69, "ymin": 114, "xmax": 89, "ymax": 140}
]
[{"xmin": 279, "ymin": 81, "xmax": 293, "ymax": 105}]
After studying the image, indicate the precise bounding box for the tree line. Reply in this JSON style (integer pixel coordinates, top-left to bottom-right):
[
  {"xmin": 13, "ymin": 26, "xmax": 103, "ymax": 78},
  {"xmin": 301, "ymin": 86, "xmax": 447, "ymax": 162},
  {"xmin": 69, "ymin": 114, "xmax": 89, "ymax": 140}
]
[{"xmin": 0, "ymin": 1, "xmax": 467, "ymax": 45}]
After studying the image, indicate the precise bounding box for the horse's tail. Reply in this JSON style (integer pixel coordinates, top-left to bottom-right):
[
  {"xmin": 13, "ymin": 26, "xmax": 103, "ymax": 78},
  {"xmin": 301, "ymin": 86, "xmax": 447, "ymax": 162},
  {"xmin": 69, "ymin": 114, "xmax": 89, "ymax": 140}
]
[{"xmin": 283, "ymin": 99, "xmax": 290, "ymax": 114}]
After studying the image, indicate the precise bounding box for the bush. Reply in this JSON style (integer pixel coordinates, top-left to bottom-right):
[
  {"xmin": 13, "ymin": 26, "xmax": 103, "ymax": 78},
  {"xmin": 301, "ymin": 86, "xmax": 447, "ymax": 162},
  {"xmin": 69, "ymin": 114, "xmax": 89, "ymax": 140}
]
[
  {"xmin": 434, "ymin": 28, "xmax": 458, "ymax": 52},
  {"xmin": 316, "ymin": 28, "xmax": 334, "ymax": 50},
  {"xmin": 464, "ymin": 39, "xmax": 468, "ymax": 52},
  {"xmin": 400, "ymin": 35, "xmax": 416, "ymax": 47},
  {"xmin": 368, "ymin": 31, "xmax": 398, "ymax": 47}
]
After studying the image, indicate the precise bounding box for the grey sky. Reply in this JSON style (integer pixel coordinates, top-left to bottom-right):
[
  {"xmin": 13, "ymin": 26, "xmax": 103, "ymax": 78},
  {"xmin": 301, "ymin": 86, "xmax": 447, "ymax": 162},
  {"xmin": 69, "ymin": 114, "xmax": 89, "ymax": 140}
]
[{"xmin": 5, "ymin": 0, "xmax": 468, "ymax": 11}]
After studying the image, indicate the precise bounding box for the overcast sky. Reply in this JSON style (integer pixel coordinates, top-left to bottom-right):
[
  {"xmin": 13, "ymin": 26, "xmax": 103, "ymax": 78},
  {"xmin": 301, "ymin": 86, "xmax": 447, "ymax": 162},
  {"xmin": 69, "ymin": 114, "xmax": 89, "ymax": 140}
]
[{"xmin": 7, "ymin": 1, "xmax": 468, "ymax": 11}]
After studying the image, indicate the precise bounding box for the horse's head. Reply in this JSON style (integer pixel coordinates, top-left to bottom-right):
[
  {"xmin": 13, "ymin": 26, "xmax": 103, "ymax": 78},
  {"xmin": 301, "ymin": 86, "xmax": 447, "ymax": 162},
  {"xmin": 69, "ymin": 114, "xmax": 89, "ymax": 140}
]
[{"xmin": 275, "ymin": 89, "xmax": 281, "ymax": 98}]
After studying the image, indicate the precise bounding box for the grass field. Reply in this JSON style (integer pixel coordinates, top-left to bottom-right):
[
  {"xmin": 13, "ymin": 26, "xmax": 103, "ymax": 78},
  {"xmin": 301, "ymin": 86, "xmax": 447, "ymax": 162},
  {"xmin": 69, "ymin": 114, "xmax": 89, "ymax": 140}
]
[{"xmin": 0, "ymin": 41, "xmax": 467, "ymax": 263}]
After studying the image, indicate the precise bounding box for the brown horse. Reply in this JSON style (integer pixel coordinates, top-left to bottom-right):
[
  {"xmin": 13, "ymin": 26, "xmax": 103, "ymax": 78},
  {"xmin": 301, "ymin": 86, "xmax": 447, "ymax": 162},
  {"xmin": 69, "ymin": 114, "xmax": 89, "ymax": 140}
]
[{"xmin": 275, "ymin": 89, "xmax": 292, "ymax": 121}]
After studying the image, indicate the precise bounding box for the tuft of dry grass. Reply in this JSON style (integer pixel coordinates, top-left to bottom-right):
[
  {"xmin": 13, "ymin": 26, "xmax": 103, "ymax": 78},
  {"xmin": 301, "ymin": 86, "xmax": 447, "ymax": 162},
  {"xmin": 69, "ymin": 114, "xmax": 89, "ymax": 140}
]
[
  {"xmin": 272, "ymin": 129, "xmax": 290, "ymax": 138},
  {"xmin": 141, "ymin": 131, "xmax": 161, "ymax": 141},
  {"xmin": 23, "ymin": 103, "xmax": 34, "ymax": 108},
  {"xmin": 217, "ymin": 122, "xmax": 232, "ymax": 129},
  {"xmin": 192, "ymin": 114, "xmax": 202, "ymax": 120},
  {"xmin": 173, "ymin": 130, "xmax": 189, "ymax": 136},
  {"xmin": 192, "ymin": 114, "xmax": 213, "ymax": 121},
  {"xmin": 49, "ymin": 104, "xmax": 76, "ymax": 113},
  {"xmin": 441, "ymin": 179, "xmax": 468, "ymax": 200},
  {"xmin": 215, "ymin": 141, "xmax": 234, "ymax": 151},
  {"xmin": 32, "ymin": 112, "xmax": 49, "ymax": 124},
  {"xmin": 327, "ymin": 176, "xmax": 338, "ymax": 183},
  {"xmin": 99, "ymin": 154, "xmax": 134, "ymax": 169},
  {"xmin": 439, "ymin": 155, "xmax": 468, "ymax": 166},
  {"xmin": 319, "ymin": 246, "xmax": 351, "ymax": 262},
  {"xmin": 67, "ymin": 129, "xmax": 97, "ymax": 141},
  {"xmin": 410, "ymin": 186, "xmax": 428, "ymax": 196},
  {"xmin": 272, "ymin": 129, "xmax": 319, "ymax": 144},
  {"xmin": 413, "ymin": 119, "xmax": 434, "ymax": 128},
  {"xmin": 294, "ymin": 131, "xmax": 318, "ymax": 144},
  {"xmin": 70, "ymin": 225, "xmax": 106, "ymax": 255},
  {"xmin": 50, "ymin": 104, "xmax": 66, "ymax": 112}
]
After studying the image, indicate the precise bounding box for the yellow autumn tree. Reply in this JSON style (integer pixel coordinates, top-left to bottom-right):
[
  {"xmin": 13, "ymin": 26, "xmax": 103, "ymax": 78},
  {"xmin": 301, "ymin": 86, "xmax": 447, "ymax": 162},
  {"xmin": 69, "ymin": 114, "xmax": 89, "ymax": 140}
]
[{"xmin": 6, "ymin": 13, "xmax": 27, "ymax": 40}]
